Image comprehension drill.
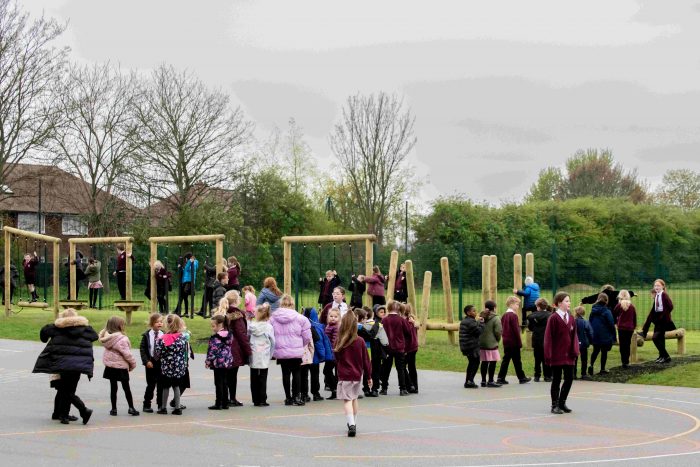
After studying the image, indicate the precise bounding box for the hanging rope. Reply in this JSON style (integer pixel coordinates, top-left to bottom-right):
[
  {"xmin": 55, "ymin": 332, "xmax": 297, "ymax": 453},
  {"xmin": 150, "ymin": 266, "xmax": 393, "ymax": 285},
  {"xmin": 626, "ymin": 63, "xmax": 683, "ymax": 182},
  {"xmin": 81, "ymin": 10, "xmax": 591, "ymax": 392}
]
[
  {"xmin": 332, "ymin": 243, "xmax": 336, "ymax": 270},
  {"xmin": 43, "ymin": 241, "xmax": 48, "ymax": 303},
  {"xmin": 348, "ymin": 242, "xmax": 354, "ymax": 273},
  {"xmin": 300, "ymin": 244, "xmax": 307, "ymax": 291},
  {"xmin": 317, "ymin": 244, "xmax": 322, "ymax": 277}
]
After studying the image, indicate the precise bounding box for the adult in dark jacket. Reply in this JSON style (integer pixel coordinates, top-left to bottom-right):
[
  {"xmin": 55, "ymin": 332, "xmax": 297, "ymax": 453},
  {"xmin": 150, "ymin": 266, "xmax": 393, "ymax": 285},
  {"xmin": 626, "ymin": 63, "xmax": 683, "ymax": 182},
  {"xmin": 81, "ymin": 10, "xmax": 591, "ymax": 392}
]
[
  {"xmin": 33, "ymin": 309, "xmax": 97, "ymax": 425},
  {"xmin": 227, "ymin": 306, "xmax": 252, "ymax": 406},
  {"xmin": 581, "ymin": 285, "xmax": 635, "ymax": 310},
  {"xmin": 0, "ymin": 263, "xmax": 19, "ymax": 305},
  {"xmin": 348, "ymin": 274, "xmax": 366, "ymax": 309},
  {"xmin": 318, "ymin": 270, "xmax": 341, "ymax": 307},
  {"xmin": 641, "ymin": 279, "xmax": 674, "ymax": 363},
  {"xmin": 459, "ymin": 305, "xmax": 484, "ymax": 388},
  {"xmin": 527, "ymin": 299, "xmax": 552, "ymax": 382},
  {"xmin": 514, "ymin": 276, "xmax": 540, "ymax": 326},
  {"xmin": 588, "ymin": 294, "xmax": 616, "ymax": 375}
]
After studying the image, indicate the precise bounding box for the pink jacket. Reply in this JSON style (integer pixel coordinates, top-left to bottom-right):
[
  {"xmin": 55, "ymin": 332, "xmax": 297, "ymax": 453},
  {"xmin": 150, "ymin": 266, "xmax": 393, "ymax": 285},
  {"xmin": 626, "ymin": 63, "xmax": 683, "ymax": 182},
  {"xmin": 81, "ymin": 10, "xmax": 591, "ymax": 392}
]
[
  {"xmin": 270, "ymin": 307, "xmax": 311, "ymax": 359},
  {"xmin": 100, "ymin": 330, "xmax": 137, "ymax": 371}
]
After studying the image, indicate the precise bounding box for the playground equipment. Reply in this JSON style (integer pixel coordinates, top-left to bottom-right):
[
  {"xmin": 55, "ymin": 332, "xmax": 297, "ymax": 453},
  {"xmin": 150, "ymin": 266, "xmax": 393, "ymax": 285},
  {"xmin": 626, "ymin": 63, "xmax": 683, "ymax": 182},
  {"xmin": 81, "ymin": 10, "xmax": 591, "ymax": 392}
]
[
  {"xmin": 631, "ymin": 328, "xmax": 686, "ymax": 363},
  {"xmin": 68, "ymin": 237, "xmax": 141, "ymax": 322},
  {"xmin": 281, "ymin": 234, "xmax": 377, "ymax": 305},
  {"xmin": 3, "ymin": 226, "xmax": 60, "ymax": 317},
  {"xmin": 148, "ymin": 234, "xmax": 225, "ymax": 314}
]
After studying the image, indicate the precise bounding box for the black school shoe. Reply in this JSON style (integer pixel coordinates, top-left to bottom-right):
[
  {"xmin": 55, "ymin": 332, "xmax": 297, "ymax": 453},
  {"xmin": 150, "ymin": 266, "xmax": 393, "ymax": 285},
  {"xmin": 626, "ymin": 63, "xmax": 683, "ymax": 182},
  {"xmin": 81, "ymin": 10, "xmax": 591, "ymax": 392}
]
[
  {"xmin": 399, "ymin": 389, "xmax": 410, "ymax": 396},
  {"xmin": 313, "ymin": 393, "xmax": 325, "ymax": 401},
  {"xmin": 229, "ymin": 400, "xmax": 243, "ymax": 407},
  {"xmin": 142, "ymin": 405, "xmax": 154, "ymax": 413},
  {"xmin": 52, "ymin": 414, "xmax": 79, "ymax": 422},
  {"xmin": 463, "ymin": 381, "xmax": 478, "ymax": 389},
  {"xmin": 559, "ymin": 402, "xmax": 572, "ymax": 413},
  {"xmin": 171, "ymin": 408, "xmax": 182, "ymax": 415},
  {"xmin": 551, "ymin": 405, "xmax": 564, "ymax": 414},
  {"xmin": 379, "ymin": 389, "xmax": 388, "ymax": 395},
  {"xmin": 519, "ymin": 377, "xmax": 532, "ymax": 384},
  {"xmin": 157, "ymin": 408, "xmax": 168, "ymax": 414},
  {"xmin": 81, "ymin": 408, "xmax": 93, "ymax": 425},
  {"xmin": 496, "ymin": 379, "xmax": 509, "ymax": 385},
  {"xmin": 347, "ymin": 424, "xmax": 356, "ymax": 437},
  {"xmin": 368, "ymin": 390, "xmax": 379, "ymax": 397}
]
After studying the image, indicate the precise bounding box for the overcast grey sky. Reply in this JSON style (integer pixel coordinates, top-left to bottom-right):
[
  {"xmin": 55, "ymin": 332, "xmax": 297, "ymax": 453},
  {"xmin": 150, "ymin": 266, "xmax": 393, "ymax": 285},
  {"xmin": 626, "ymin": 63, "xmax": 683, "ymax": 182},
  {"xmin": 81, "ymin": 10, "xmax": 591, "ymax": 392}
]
[{"xmin": 24, "ymin": 0, "xmax": 700, "ymax": 204}]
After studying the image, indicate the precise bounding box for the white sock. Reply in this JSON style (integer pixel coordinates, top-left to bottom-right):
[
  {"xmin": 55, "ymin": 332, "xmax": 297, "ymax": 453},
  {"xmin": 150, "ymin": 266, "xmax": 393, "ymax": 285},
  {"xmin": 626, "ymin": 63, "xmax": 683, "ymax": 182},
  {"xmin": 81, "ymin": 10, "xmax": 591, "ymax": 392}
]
[
  {"xmin": 346, "ymin": 413, "xmax": 355, "ymax": 426},
  {"xmin": 354, "ymin": 413, "xmax": 358, "ymax": 425}
]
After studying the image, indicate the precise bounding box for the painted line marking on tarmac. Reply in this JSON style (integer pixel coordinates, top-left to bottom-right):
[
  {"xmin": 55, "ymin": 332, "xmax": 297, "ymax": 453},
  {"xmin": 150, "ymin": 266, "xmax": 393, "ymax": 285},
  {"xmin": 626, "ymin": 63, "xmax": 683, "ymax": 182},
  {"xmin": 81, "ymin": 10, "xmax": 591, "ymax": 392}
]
[
  {"xmin": 194, "ymin": 421, "xmax": 344, "ymax": 439},
  {"xmin": 0, "ymin": 349, "xmax": 23, "ymax": 353},
  {"xmin": 462, "ymin": 449, "xmax": 700, "ymax": 466}
]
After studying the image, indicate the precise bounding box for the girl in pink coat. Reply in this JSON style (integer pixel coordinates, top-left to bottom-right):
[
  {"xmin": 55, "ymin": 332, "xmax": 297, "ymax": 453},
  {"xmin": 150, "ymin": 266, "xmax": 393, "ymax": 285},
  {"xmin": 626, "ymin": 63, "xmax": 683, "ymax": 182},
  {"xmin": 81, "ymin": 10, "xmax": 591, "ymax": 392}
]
[{"xmin": 99, "ymin": 316, "xmax": 139, "ymax": 416}]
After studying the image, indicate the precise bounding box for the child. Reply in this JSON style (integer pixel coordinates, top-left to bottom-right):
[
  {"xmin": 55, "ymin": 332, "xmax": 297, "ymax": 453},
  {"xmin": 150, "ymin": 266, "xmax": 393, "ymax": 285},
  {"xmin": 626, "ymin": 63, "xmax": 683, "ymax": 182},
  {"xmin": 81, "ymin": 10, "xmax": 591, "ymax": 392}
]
[
  {"xmin": 318, "ymin": 269, "xmax": 341, "ymax": 307},
  {"xmin": 153, "ymin": 260, "xmax": 172, "ymax": 314},
  {"xmin": 23, "ymin": 251, "xmax": 39, "ymax": 302},
  {"xmin": 302, "ymin": 307, "xmax": 333, "ymax": 402},
  {"xmin": 256, "ymin": 277, "xmax": 282, "ymax": 311},
  {"xmin": 614, "ymin": 289, "xmax": 637, "ymax": 368},
  {"xmin": 174, "ymin": 253, "xmax": 198, "ymax": 318},
  {"xmin": 459, "ymin": 305, "xmax": 483, "ymax": 388},
  {"xmin": 85, "ymin": 257, "xmax": 102, "ymax": 309},
  {"xmin": 394, "ymin": 263, "xmax": 407, "ymax": 303},
  {"xmin": 380, "ymin": 301, "xmax": 412, "ymax": 395},
  {"xmin": 348, "ymin": 274, "xmax": 366, "ymax": 309},
  {"xmin": 211, "ymin": 272, "xmax": 228, "ymax": 315},
  {"xmin": 527, "ymin": 298, "xmax": 553, "ymax": 382},
  {"xmin": 114, "ymin": 244, "xmax": 133, "ymax": 301},
  {"xmin": 367, "ymin": 305, "xmax": 388, "ymax": 397},
  {"xmin": 226, "ymin": 290, "xmax": 252, "ymax": 406},
  {"xmin": 140, "ymin": 313, "xmax": 164, "ymax": 413},
  {"xmin": 640, "ymin": 279, "xmax": 674, "ymax": 363},
  {"xmin": 321, "ymin": 286, "xmax": 349, "ymax": 324},
  {"xmin": 513, "ymin": 276, "xmax": 540, "ymax": 327},
  {"xmin": 402, "ymin": 303, "xmax": 420, "ymax": 393},
  {"xmin": 574, "ymin": 306, "xmax": 594, "ymax": 380},
  {"xmin": 364, "ymin": 266, "xmax": 386, "ymax": 306},
  {"xmin": 99, "ymin": 316, "xmax": 139, "ymax": 416},
  {"xmin": 324, "ymin": 309, "xmax": 341, "ymax": 399},
  {"xmin": 154, "ymin": 314, "xmax": 188, "ymax": 415},
  {"xmin": 333, "ymin": 311, "xmax": 372, "ymax": 437},
  {"xmin": 479, "ymin": 300, "xmax": 502, "ymax": 387},
  {"xmin": 242, "ymin": 285, "xmax": 257, "ymax": 320},
  {"xmin": 249, "ymin": 304, "xmax": 276, "ymax": 406},
  {"xmin": 226, "ymin": 256, "xmax": 241, "ymax": 291},
  {"xmin": 545, "ymin": 292, "xmax": 579, "ymax": 414},
  {"xmin": 589, "ymin": 293, "xmax": 615, "ymax": 375},
  {"xmin": 497, "ymin": 296, "xmax": 531, "ymax": 384},
  {"xmin": 357, "ymin": 307, "xmax": 382, "ymax": 396},
  {"xmin": 197, "ymin": 258, "xmax": 219, "ymax": 318},
  {"xmin": 205, "ymin": 314, "xmax": 233, "ymax": 410}
]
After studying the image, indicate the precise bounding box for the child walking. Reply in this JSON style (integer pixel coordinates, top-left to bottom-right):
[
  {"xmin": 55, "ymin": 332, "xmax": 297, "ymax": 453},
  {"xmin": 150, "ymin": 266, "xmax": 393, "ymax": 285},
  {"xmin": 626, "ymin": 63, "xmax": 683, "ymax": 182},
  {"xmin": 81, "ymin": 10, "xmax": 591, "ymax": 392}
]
[
  {"xmin": 248, "ymin": 304, "xmax": 276, "ymax": 406},
  {"xmin": 324, "ymin": 309, "xmax": 340, "ymax": 399},
  {"xmin": 614, "ymin": 290, "xmax": 636, "ymax": 368},
  {"xmin": 545, "ymin": 292, "xmax": 579, "ymax": 414},
  {"xmin": 640, "ymin": 279, "xmax": 674, "ymax": 363},
  {"xmin": 334, "ymin": 311, "xmax": 372, "ymax": 437},
  {"xmin": 459, "ymin": 305, "xmax": 483, "ymax": 388},
  {"xmin": 574, "ymin": 306, "xmax": 594, "ymax": 380},
  {"xmin": 99, "ymin": 316, "xmax": 139, "ymax": 416},
  {"xmin": 402, "ymin": 303, "xmax": 420, "ymax": 393},
  {"xmin": 140, "ymin": 313, "xmax": 163, "ymax": 413},
  {"xmin": 497, "ymin": 296, "xmax": 531, "ymax": 384},
  {"xmin": 479, "ymin": 300, "xmax": 502, "ymax": 387},
  {"xmin": 589, "ymin": 293, "xmax": 615, "ymax": 375},
  {"xmin": 205, "ymin": 314, "xmax": 233, "ymax": 410},
  {"xmin": 527, "ymin": 298, "xmax": 553, "ymax": 382},
  {"xmin": 155, "ymin": 314, "xmax": 188, "ymax": 415}
]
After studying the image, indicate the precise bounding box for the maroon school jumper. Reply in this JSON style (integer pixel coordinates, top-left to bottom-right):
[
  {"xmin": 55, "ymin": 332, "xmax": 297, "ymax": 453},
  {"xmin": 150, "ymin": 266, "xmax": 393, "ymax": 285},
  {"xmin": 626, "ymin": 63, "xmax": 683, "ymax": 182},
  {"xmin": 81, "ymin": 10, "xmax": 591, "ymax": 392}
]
[
  {"xmin": 335, "ymin": 337, "xmax": 371, "ymax": 382},
  {"xmin": 544, "ymin": 312, "xmax": 579, "ymax": 366},
  {"xmin": 381, "ymin": 313, "xmax": 410, "ymax": 354},
  {"xmin": 500, "ymin": 311, "xmax": 522, "ymax": 349}
]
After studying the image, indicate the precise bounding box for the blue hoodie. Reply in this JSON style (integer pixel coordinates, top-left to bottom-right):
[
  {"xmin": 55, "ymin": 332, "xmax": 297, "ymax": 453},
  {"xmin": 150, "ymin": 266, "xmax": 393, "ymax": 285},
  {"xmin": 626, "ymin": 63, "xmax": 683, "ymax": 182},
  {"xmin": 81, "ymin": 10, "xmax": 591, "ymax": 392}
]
[
  {"xmin": 516, "ymin": 282, "xmax": 540, "ymax": 309},
  {"xmin": 256, "ymin": 288, "xmax": 281, "ymax": 312},
  {"xmin": 304, "ymin": 307, "xmax": 334, "ymax": 363},
  {"xmin": 590, "ymin": 303, "xmax": 616, "ymax": 346}
]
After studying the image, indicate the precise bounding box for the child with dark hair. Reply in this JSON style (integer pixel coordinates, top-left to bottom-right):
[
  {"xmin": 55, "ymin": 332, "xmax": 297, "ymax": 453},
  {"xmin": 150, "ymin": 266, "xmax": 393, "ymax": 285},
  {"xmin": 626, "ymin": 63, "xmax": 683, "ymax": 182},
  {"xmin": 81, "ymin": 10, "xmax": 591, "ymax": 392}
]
[
  {"xmin": 366, "ymin": 304, "xmax": 388, "ymax": 397},
  {"xmin": 302, "ymin": 307, "xmax": 331, "ymax": 402},
  {"xmin": 23, "ymin": 251, "xmax": 39, "ymax": 302},
  {"xmin": 348, "ymin": 274, "xmax": 366, "ymax": 309},
  {"xmin": 99, "ymin": 316, "xmax": 139, "ymax": 416},
  {"xmin": 545, "ymin": 292, "xmax": 579, "ymax": 414},
  {"xmin": 114, "ymin": 244, "xmax": 133, "ymax": 301},
  {"xmin": 402, "ymin": 303, "xmax": 420, "ymax": 393},
  {"xmin": 140, "ymin": 313, "xmax": 164, "ymax": 413},
  {"xmin": 588, "ymin": 293, "xmax": 615, "ymax": 375},
  {"xmin": 364, "ymin": 266, "xmax": 386, "ymax": 306},
  {"xmin": 479, "ymin": 300, "xmax": 502, "ymax": 387},
  {"xmin": 528, "ymin": 298, "xmax": 553, "ymax": 382},
  {"xmin": 459, "ymin": 305, "xmax": 484, "ymax": 388},
  {"xmin": 574, "ymin": 306, "xmax": 594, "ymax": 380}
]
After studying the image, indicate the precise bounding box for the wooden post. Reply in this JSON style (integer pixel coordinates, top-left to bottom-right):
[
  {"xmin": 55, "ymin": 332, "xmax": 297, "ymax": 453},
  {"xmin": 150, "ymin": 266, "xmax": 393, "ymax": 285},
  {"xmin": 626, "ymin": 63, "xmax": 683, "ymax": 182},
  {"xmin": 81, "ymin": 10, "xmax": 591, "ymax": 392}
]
[
  {"xmin": 52, "ymin": 241, "xmax": 60, "ymax": 318},
  {"xmin": 150, "ymin": 241, "xmax": 157, "ymax": 313},
  {"xmin": 69, "ymin": 242, "xmax": 76, "ymax": 301},
  {"xmin": 4, "ymin": 231, "xmax": 10, "ymax": 317},
  {"xmin": 405, "ymin": 260, "xmax": 417, "ymax": 314},
  {"xmin": 525, "ymin": 252, "xmax": 534, "ymax": 280},
  {"xmin": 364, "ymin": 238, "xmax": 373, "ymax": 307},
  {"xmin": 418, "ymin": 271, "xmax": 432, "ymax": 346},
  {"xmin": 283, "ymin": 241, "xmax": 291, "ymax": 295},
  {"xmin": 481, "ymin": 255, "xmax": 490, "ymax": 307},
  {"xmin": 215, "ymin": 239, "xmax": 224, "ymax": 275},
  {"xmin": 630, "ymin": 333, "xmax": 638, "ymax": 363},
  {"xmin": 386, "ymin": 250, "xmax": 399, "ymax": 301},
  {"xmin": 440, "ymin": 257, "xmax": 455, "ymax": 345},
  {"xmin": 125, "ymin": 240, "xmax": 133, "ymax": 301},
  {"xmin": 513, "ymin": 254, "xmax": 523, "ymax": 326},
  {"xmin": 678, "ymin": 331, "xmax": 686, "ymax": 355},
  {"xmin": 489, "ymin": 255, "xmax": 497, "ymax": 304}
]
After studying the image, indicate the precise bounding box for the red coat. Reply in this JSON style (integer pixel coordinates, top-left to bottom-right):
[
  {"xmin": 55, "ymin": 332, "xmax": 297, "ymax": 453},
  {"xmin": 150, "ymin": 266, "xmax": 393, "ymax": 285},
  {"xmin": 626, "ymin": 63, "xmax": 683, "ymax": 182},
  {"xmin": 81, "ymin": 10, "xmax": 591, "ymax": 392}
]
[
  {"xmin": 544, "ymin": 312, "xmax": 579, "ymax": 366},
  {"xmin": 227, "ymin": 308, "xmax": 251, "ymax": 367},
  {"xmin": 614, "ymin": 303, "xmax": 637, "ymax": 331},
  {"xmin": 334, "ymin": 337, "xmax": 371, "ymax": 382},
  {"xmin": 501, "ymin": 311, "xmax": 522, "ymax": 349}
]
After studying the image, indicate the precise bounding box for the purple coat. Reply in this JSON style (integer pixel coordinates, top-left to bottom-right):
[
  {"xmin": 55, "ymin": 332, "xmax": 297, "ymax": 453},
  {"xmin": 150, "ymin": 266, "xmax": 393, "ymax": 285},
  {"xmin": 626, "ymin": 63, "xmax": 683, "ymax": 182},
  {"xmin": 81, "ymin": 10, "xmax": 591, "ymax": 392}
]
[{"xmin": 270, "ymin": 307, "xmax": 312, "ymax": 359}]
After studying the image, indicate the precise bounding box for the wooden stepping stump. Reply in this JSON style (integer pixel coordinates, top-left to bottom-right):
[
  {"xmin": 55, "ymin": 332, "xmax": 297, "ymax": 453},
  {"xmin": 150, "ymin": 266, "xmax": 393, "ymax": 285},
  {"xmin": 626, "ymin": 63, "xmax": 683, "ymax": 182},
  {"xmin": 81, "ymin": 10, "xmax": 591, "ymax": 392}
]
[
  {"xmin": 59, "ymin": 300, "xmax": 87, "ymax": 310},
  {"xmin": 114, "ymin": 300, "xmax": 144, "ymax": 325}
]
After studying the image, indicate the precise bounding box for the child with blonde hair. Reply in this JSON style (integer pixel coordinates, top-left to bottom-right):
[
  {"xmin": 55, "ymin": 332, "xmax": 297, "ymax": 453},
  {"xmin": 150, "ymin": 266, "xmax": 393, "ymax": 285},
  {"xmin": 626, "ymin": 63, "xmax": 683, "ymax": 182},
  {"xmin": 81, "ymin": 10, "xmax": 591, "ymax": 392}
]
[
  {"xmin": 242, "ymin": 285, "xmax": 257, "ymax": 320},
  {"xmin": 205, "ymin": 314, "xmax": 233, "ymax": 410},
  {"xmin": 497, "ymin": 296, "xmax": 530, "ymax": 384},
  {"xmin": 248, "ymin": 303, "xmax": 275, "ymax": 406},
  {"xmin": 99, "ymin": 316, "xmax": 139, "ymax": 416},
  {"xmin": 154, "ymin": 314, "xmax": 188, "ymax": 415},
  {"xmin": 614, "ymin": 289, "xmax": 636, "ymax": 368}
]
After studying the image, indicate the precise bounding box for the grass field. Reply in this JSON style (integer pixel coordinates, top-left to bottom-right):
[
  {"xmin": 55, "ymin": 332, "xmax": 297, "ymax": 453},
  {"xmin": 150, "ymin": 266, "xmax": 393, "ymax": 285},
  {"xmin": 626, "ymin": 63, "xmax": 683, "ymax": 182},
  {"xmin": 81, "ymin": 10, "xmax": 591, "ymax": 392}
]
[{"xmin": 2, "ymin": 306, "xmax": 699, "ymax": 388}]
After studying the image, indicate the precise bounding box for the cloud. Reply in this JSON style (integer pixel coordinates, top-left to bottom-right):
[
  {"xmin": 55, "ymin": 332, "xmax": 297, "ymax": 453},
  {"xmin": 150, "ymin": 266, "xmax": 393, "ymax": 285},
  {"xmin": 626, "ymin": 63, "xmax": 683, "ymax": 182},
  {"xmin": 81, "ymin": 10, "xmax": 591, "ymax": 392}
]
[{"xmin": 456, "ymin": 119, "xmax": 551, "ymax": 144}]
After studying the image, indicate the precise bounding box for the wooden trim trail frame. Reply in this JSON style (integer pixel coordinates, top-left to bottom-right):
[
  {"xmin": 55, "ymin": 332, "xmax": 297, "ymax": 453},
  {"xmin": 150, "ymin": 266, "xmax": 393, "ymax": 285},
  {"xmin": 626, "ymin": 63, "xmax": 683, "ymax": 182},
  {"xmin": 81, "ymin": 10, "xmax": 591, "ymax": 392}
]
[
  {"xmin": 3, "ymin": 226, "xmax": 61, "ymax": 318},
  {"xmin": 148, "ymin": 234, "xmax": 225, "ymax": 313},
  {"xmin": 68, "ymin": 237, "xmax": 134, "ymax": 302}
]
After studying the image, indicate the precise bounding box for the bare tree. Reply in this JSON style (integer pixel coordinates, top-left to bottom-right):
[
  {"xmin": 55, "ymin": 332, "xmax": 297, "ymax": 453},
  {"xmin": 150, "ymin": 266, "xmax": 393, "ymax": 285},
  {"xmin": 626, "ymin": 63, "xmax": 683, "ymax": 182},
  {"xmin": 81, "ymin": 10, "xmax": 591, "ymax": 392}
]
[
  {"xmin": 656, "ymin": 169, "xmax": 700, "ymax": 210},
  {"xmin": 47, "ymin": 62, "xmax": 137, "ymax": 236},
  {"xmin": 329, "ymin": 92, "xmax": 416, "ymax": 242},
  {"xmin": 283, "ymin": 117, "xmax": 316, "ymax": 194},
  {"xmin": 132, "ymin": 64, "xmax": 253, "ymax": 213},
  {"xmin": 0, "ymin": 0, "xmax": 67, "ymax": 200}
]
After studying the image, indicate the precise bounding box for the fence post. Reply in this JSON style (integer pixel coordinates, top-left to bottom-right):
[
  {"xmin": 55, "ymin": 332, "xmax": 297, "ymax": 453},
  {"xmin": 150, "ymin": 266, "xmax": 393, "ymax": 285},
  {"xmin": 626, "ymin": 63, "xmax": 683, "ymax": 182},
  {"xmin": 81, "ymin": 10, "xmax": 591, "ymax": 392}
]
[
  {"xmin": 481, "ymin": 255, "xmax": 491, "ymax": 307},
  {"xmin": 418, "ymin": 271, "xmax": 432, "ymax": 346},
  {"xmin": 489, "ymin": 255, "xmax": 497, "ymax": 305},
  {"xmin": 440, "ymin": 257, "xmax": 456, "ymax": 345},
  {"xmin": 458, "ymin": 244, "xmax": 464, "ymax": 320},
  {"xmin": 293, "ymin": 244, "xmax": 299, "ymax": 309},
  {"xmin": 551, "ymin": 242, "xmax": 558, "ymax": 295}
]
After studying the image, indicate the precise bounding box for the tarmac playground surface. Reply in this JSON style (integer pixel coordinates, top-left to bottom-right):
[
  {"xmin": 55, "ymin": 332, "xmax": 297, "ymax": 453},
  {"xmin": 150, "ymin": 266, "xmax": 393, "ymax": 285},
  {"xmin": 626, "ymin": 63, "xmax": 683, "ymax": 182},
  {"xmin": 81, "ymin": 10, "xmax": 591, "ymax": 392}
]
[{"xmin": 1, "ymin": 338, "xmax": 700, "ymax": 466}]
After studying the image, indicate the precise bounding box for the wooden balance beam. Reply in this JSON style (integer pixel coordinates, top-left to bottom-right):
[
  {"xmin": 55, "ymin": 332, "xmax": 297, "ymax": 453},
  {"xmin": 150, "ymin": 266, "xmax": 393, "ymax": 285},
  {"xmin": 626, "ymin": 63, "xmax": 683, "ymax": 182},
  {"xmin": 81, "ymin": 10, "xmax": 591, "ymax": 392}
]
[
  {"xmin": 630, "ymin": 328, "xmax": 686, "ymax": 363},
  {"xmin": 58, "ymin": 300, "xmax": 87, "ymax": 310},
  {"xmin": 16, "ymin": 301, "xmax": 49, "ymax": 309}
]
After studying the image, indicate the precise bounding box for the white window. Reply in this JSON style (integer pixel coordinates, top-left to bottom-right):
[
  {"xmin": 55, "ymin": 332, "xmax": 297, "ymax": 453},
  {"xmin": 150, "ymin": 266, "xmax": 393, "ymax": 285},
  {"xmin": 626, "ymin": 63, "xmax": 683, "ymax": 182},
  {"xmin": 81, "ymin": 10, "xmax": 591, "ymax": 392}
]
[
  {"xmin": 62, "ymin": 215, "xmax": 87, "ymax": 236},
  {"xmin": 17, "ymin": 213, "xmax": 45, "ymax": 234}
]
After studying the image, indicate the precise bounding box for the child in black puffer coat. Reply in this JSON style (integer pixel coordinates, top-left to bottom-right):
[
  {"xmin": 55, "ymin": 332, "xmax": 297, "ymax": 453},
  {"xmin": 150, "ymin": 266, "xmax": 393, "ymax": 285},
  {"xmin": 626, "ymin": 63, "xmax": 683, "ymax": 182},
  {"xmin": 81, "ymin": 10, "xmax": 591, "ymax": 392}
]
[{"xmin": 459, "ymin": 305, "xmax": 484, "ymax": 388}]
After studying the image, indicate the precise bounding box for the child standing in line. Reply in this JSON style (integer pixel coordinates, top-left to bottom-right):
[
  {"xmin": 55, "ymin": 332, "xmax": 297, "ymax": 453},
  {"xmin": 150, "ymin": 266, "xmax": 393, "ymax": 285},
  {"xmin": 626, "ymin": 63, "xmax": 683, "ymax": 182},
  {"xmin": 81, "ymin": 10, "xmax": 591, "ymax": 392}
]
[
  {"xmin": 23, "ymin": 251, "xmax": 39, "ymax": 302},
  {"xmin": 545, "ymin": 292, "xmax": 579, "ymax": 414},
  {"xmin": 402, "ymin": 303, "xmax": 420, "ymax": 393},
  {"xmin": 479, "ymin": 300, "xmax": 502, "ymax": 388},
  {"xmin": 614, "ymin": 290, "xmax": 637, "ymax": 368},
  {"xmin": 302, "ymin": 307, "xmax": 332, "ymax": 402},
  {"xmin": 154, "ymin": 314, "xmax": 188, "ymax": 415},
  {"xmin": 459, "ymin": 305, "xmax": 484, "ymax": 388},
  {"xmin": 380, "ymin": 301, "xmax": 412, "ymax": 396},
  {"xmin": 528, "ymin": 298, "xmax": 553, "ymax": 382},
  {"xmin": 589, "ymin": 293, "xmax": 615, "ymax": 375},
  {"xmin": 226, "ymin": 290, "xmax": 252, "ymax": 407},
  {"xmin": 242, "ymin": 285, "xmax": 257, "ymax": 321},
  {"xmin": 367, "ymin": 305, "xmax": 388, "ymax": 397},
  {"xmin": 574, "ymin": 306, "xmax": 594, "ymax": 380},
  {"xmin": 357, "ymin": 307, "xmax": 382, "ymax": 397},
  {"xmin": 249, "ymin": 304, "xmax": 276, "ymax": 406},
  {"xmin": 324, "ymin": 309, "xmax": 340, "ymax": 399},
  {"xmin": 85, "ymin": 257, "xmax": 102, "ymax": 309},
  {"xmin": 140, "ymin": 313, "xmax": 163, "ymax": 413},
  {"xmin": 333, "ymin": 311, "xmax": 372, "ymax": 437},
  {"xmin": 205, "ymin": 314, "xmax": 233, "ymax": 410},
  {"xmin": 497, "ymin": 296, "xmax": 531, "ymax": 384},
  {"xmin": 348, "ymin": 274, "xmax": 366, "ymax": 309},
  {"xmin": 99, "ymin": 316, "xmax": 139, "ymax": 416}
]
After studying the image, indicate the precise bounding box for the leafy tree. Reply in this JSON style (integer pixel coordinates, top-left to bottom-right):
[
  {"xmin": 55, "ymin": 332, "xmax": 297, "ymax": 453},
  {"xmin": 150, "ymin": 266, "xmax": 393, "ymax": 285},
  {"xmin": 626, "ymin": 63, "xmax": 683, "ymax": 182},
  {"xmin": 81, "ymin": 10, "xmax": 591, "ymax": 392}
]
[{"xmin": 656, "ymin": 169, "xmax": 700, "ymax": 210}]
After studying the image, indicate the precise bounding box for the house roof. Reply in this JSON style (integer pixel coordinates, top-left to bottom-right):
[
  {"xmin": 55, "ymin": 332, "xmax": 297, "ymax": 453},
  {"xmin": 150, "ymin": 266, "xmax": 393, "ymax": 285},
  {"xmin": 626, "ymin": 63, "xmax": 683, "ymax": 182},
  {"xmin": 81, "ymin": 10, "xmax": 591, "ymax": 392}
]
[
  {"xmin": 147, "ymin": 183, "xmax": 236, "ymax": 223},
  {"xmin": 0, "ymin": 163, "xmax": 137, "ymax": 216}
]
